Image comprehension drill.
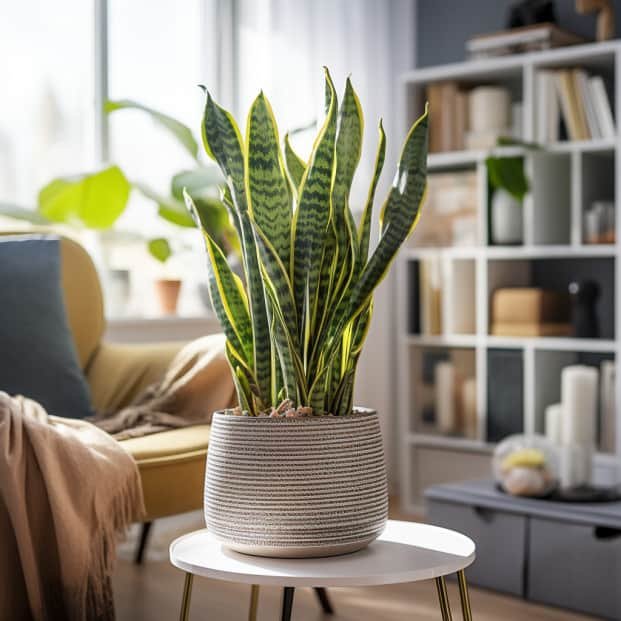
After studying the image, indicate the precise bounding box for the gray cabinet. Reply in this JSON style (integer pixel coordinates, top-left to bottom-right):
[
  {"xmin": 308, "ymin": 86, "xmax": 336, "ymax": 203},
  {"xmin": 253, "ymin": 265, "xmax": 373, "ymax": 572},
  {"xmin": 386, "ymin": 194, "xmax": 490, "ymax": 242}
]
[
  {"xmin": 528, "ymin": 517, "xmax": 621, "ymax": 620},
  {"xmin": 425, "ymin": 479, "xmax": 621, "ymax": 620},
  {"xmin": 428, "ymin": 500, "xmax": 526, "ymax": 595}
]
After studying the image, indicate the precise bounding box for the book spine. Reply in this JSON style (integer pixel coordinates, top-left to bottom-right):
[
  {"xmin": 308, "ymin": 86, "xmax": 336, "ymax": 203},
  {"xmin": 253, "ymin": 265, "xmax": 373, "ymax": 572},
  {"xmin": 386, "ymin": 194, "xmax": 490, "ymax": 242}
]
[
  {"xmin": 536, "ymin": 71, "xmax": 548, "ymax": 143},
  {"xmin": 576, "ymin": 70, "xmax": 601, "ymax": 140},
  {"xmin": 570, "ymin": 69, "xmax": 590, "ymax": 140},
  {"xmin": 589, "ymin": 76, "xmax": 616, "ymax": 139},
  {"xmin": 555, "ymin": 71, "xmax": 578, "ymax": 141}
]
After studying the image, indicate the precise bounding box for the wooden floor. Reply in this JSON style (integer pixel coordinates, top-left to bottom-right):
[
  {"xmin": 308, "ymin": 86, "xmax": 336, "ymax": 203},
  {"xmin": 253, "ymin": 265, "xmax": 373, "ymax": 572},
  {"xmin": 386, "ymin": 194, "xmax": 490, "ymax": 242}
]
[{"xmin": 113, "ymin": 501, "xmax": 596, "ymax": 621}]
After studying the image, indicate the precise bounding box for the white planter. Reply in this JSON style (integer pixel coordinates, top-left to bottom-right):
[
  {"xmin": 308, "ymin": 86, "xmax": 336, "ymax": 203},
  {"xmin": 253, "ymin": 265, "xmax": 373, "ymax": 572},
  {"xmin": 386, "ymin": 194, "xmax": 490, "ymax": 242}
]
[
  {"xmin": 491, "ymin": 189, "xmax": 523, "ymax": 245},
  {"xmin": 204, "ymin": 409, "xmax": 388, "ymax": 558}
]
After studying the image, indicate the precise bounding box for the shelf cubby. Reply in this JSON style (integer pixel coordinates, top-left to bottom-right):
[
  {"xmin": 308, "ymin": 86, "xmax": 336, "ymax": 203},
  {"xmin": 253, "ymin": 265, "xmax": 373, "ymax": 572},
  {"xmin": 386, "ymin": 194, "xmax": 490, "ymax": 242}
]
[
  {"xmin": 533, "ymin": 349, "xmax": 616, "ymax": 455},
  {"xmin": 407, "ymin": 345, "xmax": 477, "ymax": 440}
]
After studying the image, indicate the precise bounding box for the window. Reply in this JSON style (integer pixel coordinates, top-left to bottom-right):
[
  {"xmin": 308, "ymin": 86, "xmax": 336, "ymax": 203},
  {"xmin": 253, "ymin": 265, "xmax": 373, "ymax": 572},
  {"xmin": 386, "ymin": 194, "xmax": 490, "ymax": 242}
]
[{"xmin": 0, "ymin": 0, "xmax": 95, "ymax": 206}]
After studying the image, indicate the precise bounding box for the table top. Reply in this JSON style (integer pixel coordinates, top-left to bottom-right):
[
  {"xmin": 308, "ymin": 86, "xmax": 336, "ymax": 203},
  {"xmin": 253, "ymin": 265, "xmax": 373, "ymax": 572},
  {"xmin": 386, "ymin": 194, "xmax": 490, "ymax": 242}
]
[{"xmin": 169, "ymin": 520, "xmax": 476, "ymax": 587}]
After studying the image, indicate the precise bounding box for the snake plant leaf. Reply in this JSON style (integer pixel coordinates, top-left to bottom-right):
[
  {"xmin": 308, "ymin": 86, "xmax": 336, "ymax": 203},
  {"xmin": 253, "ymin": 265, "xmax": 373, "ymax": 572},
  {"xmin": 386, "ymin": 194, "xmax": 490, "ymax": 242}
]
[
  {"xmin": 195, "ymin": 71, "xmax": 428, "ymax": 415},
  {"xmin": 147, "ymin": 238, "xmax": 172, "ymax": 263},
  {"xmin": 105, "ymin": 99, "xmax": 199, "ymax": 161},
  {"xmin": 250, "ymin": 218, "xmax": 298, "ymax": 343},
  {"xmin": 38, "ymin": 165, "xmax": 130, "ymax": 229},
  {"xmin": 283, "ymin": 134, "xmax": 306, "ymax": 193},
  {"xmin": 291, "ymin": 68, "xmax": 338, "ymax": 328},
  {"xmin": 328, "ymin": 77, "xmax": 364, "ymax": 316},
  {"xmin": 357, "ymin": 120, "xmax": 386, "ymax": 272},
  {"xmin": 262, "ymin": 278, "xmax": 309, "ymax": 404},
  {"xmin": 246, "ymin": 92, "xmax": 292, "ymax": 267},
  {"xmin": 344, "ymin": 105, "xmax": 428, "ymax": 325},
  {"xmin": 201, "ymin": 91, "xmax": 247, "ymax": 212},
  {"xmin": 225, "ymin": 342, "xmax": 252, "ymax": 413},
  {"xmin": 185, "ymin": 191, "xmax": 253, "ymax": 363},
  {"xmin": 201, "ymin": 91, "xmax": 272, "ymax": 406}
]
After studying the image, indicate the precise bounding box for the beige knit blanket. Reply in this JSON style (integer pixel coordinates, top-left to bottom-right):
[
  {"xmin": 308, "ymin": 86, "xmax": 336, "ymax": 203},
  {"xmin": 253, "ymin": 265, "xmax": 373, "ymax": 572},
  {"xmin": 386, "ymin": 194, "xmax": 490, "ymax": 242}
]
[
  {"xmin": 0, "ymin": 393, "xmax": 144, "ymax": 621},
  {"xmin": 0, "ymin": 334, "xmax": 236, "ymax": 620}
]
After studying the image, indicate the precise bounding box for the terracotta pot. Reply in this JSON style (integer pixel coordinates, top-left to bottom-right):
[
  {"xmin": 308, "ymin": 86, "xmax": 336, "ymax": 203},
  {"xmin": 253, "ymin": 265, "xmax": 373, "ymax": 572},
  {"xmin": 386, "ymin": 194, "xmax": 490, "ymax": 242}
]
[
  {"xmin": 154, "ymin": 278, "xmax": 182, "ymax": 315},
  {"xmin": 204, "ymin": 409, "xmax": 388, "ymax": 558}
]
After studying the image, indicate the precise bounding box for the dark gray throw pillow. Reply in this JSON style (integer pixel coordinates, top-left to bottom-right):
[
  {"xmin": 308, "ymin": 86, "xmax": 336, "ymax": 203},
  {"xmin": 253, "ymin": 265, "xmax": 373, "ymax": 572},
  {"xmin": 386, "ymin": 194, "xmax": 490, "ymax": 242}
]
[{"xmin": 0, "ymin": 235, "xmax": 93, "ymax": 418}]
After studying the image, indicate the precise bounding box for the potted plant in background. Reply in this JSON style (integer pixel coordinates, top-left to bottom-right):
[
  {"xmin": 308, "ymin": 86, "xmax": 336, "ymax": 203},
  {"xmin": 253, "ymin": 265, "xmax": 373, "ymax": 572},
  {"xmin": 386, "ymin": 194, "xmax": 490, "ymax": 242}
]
[
  {"xmin": 0, "ymin": 101, "xmax": 238, "ymax": 315},
  {"xmin": 187, "ymin": 68, "xmax": 428, "ymax": 558},
  {"xmin": 486, "ymin": 138, "xmax": 539, "ymax": 245}
]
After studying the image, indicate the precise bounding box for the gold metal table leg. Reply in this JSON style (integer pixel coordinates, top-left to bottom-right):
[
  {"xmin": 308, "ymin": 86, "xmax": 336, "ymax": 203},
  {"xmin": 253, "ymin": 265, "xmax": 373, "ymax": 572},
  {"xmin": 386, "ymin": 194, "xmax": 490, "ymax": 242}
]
[
  {"xmin": 457, "ymin": 570, "xmax": 473, "ymax": 621},
  {"xmin": 179, "ymin": 572, "xmax": 194, "ymax": 621},
  {"xmin": 248, "ymin": 584, "xmax": 260, "ymax": 621},
  {"xmin": 435, "ymin": 576, "xmax": 453, "ymax": 621}
]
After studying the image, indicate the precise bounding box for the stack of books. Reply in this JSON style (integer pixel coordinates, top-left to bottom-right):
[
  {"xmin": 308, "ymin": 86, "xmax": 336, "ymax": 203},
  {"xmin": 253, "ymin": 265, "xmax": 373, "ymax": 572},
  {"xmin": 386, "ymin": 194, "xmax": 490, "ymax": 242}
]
[
  {"xmin": 536, "ymin": 69, "xmax": 616, "ymax": 142},
  {"xmin": 427, "ymin": 82, "xmax": 469, "ymax": 152},
  {"xmin": 490, "ymin": 287, "xmax": 571, "ymax": 336},
  {"xmin": 466, "ymin": 24, "xmax": 584, "ymax": 60}
]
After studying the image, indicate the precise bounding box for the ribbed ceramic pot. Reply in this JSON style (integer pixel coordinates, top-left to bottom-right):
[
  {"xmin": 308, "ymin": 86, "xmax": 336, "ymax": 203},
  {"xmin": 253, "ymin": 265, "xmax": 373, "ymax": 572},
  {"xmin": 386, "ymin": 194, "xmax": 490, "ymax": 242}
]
[{"xmin": 204, "ymin": 409, "xmax": 388, "ymax": 558}]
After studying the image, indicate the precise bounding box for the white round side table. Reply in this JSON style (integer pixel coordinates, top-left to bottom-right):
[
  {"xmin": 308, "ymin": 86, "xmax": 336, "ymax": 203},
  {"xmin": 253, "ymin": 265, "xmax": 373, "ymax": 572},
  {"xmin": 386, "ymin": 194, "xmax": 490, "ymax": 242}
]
[{"xmin": 170, "ymin": 519, "xmax": 476, "ymax": 621}]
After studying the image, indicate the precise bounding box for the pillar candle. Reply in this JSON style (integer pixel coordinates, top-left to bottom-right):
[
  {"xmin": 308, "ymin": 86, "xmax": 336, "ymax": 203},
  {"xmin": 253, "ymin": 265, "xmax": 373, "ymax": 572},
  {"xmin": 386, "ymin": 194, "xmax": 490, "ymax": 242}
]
[
  {"xmin": 560, "ymin": 365, "xmax": 598, "ymax": 488},
  {"xmin": 435, "ymin": 362, "xmax": 455, "ymax": 434},
  {"xmin": 545, "ymin": 403, "xmax": 562, "ymax": 446}
]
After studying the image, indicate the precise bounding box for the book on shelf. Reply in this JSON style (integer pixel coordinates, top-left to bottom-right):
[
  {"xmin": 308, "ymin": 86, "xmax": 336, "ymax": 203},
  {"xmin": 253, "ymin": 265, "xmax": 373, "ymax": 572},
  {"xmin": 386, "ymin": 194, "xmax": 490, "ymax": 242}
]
[
  {"xmin": 466, "ymin": 23, "xmax": 584, "ymax": 59},
  {"xmin": 590, "ymin": 75, "xmax": 616, "ymax": 139},
  {"xmin": 536, "ymin": 68, "xmax": 616, "ymax": 142},
  {"xmin": 426, "ymin": 81, "xmax": 468, "ymax": 152},
  {"xmin": 419, "ymin": 257, "xmax": 442, "ymax": 335},
  {"xmin": 490, "ymin": 322, "xmax": 572, "ymax": 337}
]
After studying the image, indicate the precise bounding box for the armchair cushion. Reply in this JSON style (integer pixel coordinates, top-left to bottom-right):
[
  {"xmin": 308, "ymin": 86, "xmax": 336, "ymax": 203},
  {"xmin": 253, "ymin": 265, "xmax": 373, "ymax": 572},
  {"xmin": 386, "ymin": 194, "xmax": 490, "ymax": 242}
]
[
  {"xmin": 0, "ymin": 235, "xmax": 93, "ymax": 418},
  {"xmin": 86, "ymin": 341, "xmax": 185, "ymax": 413}
]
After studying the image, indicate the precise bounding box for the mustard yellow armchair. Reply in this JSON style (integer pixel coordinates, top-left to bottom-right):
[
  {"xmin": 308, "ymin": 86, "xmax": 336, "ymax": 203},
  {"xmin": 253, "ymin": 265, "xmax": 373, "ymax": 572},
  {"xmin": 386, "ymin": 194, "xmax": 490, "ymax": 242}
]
[{"xmin": 7, "ymin": 232, "xmax": 213, "ymax": 561}]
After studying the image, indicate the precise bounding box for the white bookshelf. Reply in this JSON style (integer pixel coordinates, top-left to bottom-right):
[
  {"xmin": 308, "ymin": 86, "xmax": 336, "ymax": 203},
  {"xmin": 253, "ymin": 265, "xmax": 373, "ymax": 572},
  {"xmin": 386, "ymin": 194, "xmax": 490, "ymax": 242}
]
[{"xmin": 397, "ymin": 41, "xmax": 621, "ymax": 513}]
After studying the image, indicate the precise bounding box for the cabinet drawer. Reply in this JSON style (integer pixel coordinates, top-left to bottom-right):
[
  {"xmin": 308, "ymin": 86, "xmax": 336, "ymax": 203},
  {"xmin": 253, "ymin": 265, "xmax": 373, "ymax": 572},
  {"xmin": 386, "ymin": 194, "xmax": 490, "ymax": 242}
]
[
  {"xmin": 427, "ymin": 499, "xmax": 526, "ymax": 596},
  {"xmin": 528, "ymin": 517, "xmax": 621, "ymax": 620}
]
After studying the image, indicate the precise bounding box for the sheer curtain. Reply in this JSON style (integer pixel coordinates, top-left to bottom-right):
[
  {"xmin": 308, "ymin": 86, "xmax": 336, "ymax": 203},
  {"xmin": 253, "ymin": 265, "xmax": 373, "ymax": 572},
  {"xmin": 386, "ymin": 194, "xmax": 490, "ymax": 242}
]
[{"xmin": 234, "ymin": 0, "xmax": 417, "ymax": 486}]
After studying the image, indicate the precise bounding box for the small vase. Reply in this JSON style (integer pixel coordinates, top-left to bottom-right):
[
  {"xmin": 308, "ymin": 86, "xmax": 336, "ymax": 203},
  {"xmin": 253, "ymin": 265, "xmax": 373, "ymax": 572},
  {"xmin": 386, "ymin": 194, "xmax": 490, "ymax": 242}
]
[
  {"xmin": 491, "ymin": 189, "xmax": 523, "ymax": 245},
  {"xmin": 154, "ymin": 278, "xmax": 182, "ymax": 315},
  {"xmin": 204, "ymin": 409, "xmax": 388, "ymax": 558}
]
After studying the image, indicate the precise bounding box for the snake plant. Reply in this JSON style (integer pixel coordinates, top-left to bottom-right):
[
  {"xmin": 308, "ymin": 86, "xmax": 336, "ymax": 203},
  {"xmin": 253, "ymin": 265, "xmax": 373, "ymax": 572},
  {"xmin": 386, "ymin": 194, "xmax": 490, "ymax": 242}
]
[{"xmin": 186, "ymin": 68, "xmax": 428, "ymax": 416}]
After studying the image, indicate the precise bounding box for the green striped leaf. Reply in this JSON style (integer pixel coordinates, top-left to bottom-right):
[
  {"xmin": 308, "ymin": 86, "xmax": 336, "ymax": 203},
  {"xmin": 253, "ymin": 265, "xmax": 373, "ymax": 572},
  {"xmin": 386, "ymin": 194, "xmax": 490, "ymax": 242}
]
[
  {"xmin": 246, "ymin": 92, "xmax": 292, "ymax": 267},
  {"xmin": 344, "ymin": 106, "xmax": 429, "ymax": 325},
  {"xmin": 185, "ymin": 191, "xmax": 253, "ymax": 365},
  {"xmin": 325, "ymin": 78, "xmax": 364, "ymax": 319},
  {"xmin": 291, "ymin": 68, "xmax": 337, "ymax": 332},
  {"xmin": 201, "ymin": 92, "xmax": 272, "ymax": 407},
  {"xmin": 357, "ymin": 120, "xmax": 386, "ymax": 272},
  {"xmin": 283, "ymin": 134, "xmax": 306, "ymax": 195},
  {"xmin": 249, "ymin": 218, "xmax": 298, "ymax": 345}
]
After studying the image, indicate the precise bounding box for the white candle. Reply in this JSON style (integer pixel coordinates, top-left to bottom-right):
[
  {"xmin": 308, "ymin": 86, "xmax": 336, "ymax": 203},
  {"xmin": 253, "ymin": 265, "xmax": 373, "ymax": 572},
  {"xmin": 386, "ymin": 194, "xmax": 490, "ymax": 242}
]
[
  {"xmin": 561, "ymin": 365, "xmax": 598, "ymax": 447},
  {"xmin": 435, "ymin": 362, "xmax": 455, "ymax": 434},
  {"xmin": 545, "ymin": 403, "xmax": 562, "ymax": 446},
  {"xmin": 560, "ymin": 365, "xmax": 598, "ymax": 488}
]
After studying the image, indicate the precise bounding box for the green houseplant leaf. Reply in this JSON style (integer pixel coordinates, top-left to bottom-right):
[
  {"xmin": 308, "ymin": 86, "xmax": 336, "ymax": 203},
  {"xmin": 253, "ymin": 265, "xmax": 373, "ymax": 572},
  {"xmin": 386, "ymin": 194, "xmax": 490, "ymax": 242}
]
[
  {"xmin": 105, "ymin": 99, "xmax": 199, "ymax": 161},
  {"xmin": 148, "ymin": 237, "xmax": 172, "ymax": 263},
  {"xmin": 191, "ymin": 69, "xmax": 429, "ymax": 416},
  {"xmin": 38, "ymin": 165, "xmax": 131, "ymax": 229}
]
